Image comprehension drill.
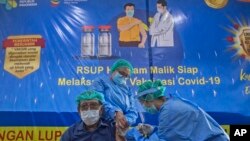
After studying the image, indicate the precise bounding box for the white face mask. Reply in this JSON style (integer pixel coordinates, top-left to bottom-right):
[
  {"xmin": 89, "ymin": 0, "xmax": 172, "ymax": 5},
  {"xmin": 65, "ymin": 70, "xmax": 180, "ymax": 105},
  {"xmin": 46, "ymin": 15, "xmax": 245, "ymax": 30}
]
[
  {"xmin": 80, "ymin": 109, "xmax": 100, "ymax": 126},
  {"xmin": 113, "ymin": 72, "xmax": 128, "ymax": 85},
  {"xmin": 157, "ymin": 8, "xmax": 165, "ymax": 14}
]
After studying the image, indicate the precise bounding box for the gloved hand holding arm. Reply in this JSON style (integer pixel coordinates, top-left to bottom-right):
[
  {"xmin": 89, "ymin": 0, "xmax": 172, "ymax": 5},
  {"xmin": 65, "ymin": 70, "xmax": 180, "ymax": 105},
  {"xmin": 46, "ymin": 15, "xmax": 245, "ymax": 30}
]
[
  {"xmin": 137, "ymin": 123, "xmax": 155, "ymax": 137},
  {"xmin": 103, "ymin": 101, "xmax": 123, "ymax": 120}
]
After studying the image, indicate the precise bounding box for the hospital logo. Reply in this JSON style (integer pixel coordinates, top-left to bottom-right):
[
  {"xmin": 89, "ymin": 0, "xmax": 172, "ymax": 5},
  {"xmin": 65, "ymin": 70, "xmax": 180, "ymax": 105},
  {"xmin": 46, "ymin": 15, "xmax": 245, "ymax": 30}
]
[
  {"xmin": 239, "ymin": 29, "xmax": 250, "ymax": 56},
  {"xmin": 204, "ymin": 0, "xmax": 228, "ymax": 9},
  {"xmin": 0, "ymin": 0, "xmax": 17, "ymax": 10},
  {"xmin": 51, "ymin": 0, "xmax": 60, "ymax": 7},
  {"xmin": 224, "ymin": 16, "xmax": 250, "ymax": 61}
]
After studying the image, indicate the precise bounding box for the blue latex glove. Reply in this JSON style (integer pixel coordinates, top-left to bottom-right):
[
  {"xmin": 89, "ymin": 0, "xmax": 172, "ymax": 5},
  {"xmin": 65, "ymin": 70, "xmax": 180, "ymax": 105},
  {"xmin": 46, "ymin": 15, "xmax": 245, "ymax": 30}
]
[{"xmin": 137, "ymin": 123, "xmax": 154, "ymax": 137}]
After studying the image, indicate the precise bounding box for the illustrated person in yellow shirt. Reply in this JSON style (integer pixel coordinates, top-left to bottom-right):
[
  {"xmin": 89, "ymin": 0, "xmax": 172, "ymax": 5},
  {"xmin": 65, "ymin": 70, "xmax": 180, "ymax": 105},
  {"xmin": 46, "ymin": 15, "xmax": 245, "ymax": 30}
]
[{"xmin": 117, "ymin": 3, "xmax": 147, "ymax": 48}]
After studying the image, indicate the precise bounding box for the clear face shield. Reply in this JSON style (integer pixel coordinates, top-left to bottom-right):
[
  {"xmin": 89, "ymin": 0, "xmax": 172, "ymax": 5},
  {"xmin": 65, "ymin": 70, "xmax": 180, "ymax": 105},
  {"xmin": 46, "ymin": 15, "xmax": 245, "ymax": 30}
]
[{"xmin": 137, "ymin": 89, "xmax": 160, "ymax": 115}]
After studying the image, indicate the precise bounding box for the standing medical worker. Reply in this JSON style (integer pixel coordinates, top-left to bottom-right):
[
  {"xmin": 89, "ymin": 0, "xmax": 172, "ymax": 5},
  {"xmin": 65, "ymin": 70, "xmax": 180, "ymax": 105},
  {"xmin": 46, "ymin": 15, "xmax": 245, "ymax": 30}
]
[
  {"xmin": 136, "ymin": 80, "xmax": 230, "ymax": 141},
  {"xmin": 91, "ymin": 59, "xmax": 138, "ymax": 140},
  {"xmin": 149, "ymin": 0, "xmax": 174, "ymax": 47}
]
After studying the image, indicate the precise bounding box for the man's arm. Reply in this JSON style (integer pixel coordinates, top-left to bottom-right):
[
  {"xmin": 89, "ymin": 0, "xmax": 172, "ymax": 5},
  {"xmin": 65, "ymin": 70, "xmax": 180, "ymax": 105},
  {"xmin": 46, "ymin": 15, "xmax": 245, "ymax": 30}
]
[
  {"xmin": 138, "ymin": 23, "xmax": 147, "ymax": 48},
  {"xmin": 117, "ymin": 18, "xmax": 142, "ymax": 32}
]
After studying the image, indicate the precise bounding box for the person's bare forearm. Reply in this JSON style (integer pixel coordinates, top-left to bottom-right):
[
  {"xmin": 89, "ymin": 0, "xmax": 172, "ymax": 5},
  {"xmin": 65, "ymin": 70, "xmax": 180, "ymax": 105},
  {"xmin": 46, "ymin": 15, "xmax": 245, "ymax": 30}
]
[{"xmin": 140, "ymin": 25, "xmax": 147, "ymax": 44}]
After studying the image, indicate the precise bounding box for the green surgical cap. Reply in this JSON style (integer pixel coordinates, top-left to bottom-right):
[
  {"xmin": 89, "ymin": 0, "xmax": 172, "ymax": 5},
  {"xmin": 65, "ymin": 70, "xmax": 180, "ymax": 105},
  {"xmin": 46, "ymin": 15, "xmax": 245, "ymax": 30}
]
[
  {"xmin": 137, "ymin": 80, "xmax": 165, "ymax": 101},
  {"xmin": 111, "ymin": 59, "xmax": 133, "ymax": 73},
  {"xmin": 76, "ymin": 90, "xmax": 104, "ymax": 104}
]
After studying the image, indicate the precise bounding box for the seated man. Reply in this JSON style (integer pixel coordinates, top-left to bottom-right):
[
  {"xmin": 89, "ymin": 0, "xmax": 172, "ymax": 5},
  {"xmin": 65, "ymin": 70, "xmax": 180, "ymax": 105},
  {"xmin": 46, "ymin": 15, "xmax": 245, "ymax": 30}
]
[{"xmin": 60, "ymin": 90, "xmax": 116, "ymax": 141}]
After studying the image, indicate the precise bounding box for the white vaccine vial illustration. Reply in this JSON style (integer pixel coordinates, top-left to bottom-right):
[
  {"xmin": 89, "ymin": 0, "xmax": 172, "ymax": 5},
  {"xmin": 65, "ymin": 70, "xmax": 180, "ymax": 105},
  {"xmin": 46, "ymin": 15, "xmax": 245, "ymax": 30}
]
[
  {"xmin": 98, "ymin": 25, "xmax": 112, "ymax": 57},
  {"xmin": 81, "ymin": 25, "xmax": 95, "ymax": 57}
]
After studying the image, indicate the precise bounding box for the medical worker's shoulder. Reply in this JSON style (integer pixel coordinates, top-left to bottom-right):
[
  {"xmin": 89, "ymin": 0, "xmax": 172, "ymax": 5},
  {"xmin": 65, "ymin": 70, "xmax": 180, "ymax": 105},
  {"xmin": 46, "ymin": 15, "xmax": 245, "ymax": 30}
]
[
  {"xmin": 158, "ymin": 101, "xmax": 171, "ymax": 119},
  {"xmin": 164, "ymin": 98, "xmax": 197, "ymax": 114}
]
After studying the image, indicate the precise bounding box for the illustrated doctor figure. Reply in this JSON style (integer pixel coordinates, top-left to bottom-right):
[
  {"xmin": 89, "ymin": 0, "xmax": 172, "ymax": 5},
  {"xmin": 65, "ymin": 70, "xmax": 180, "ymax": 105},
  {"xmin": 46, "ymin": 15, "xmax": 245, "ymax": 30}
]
[{"xmin": 149, "ymin": 0, "xmax": 174, "ymax": 47}]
